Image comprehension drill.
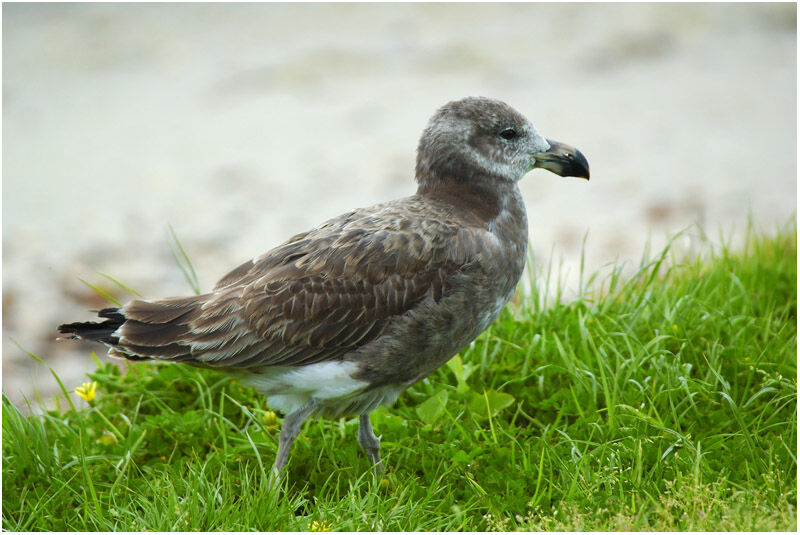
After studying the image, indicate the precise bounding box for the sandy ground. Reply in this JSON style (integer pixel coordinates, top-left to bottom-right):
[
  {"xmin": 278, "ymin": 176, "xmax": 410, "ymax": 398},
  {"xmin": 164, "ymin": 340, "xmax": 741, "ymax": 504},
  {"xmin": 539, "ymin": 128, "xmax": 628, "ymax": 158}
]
[{"xmin": 2, "ymin": 3, "xmax": 796, "ymax": 409}]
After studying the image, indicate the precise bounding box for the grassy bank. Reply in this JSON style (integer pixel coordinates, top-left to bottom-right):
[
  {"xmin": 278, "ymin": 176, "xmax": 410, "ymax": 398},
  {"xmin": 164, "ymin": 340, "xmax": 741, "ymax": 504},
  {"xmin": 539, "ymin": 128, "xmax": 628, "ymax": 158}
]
[{"xmin": 3, "ymin": 226, "xmax": 796, "ymax": 531}]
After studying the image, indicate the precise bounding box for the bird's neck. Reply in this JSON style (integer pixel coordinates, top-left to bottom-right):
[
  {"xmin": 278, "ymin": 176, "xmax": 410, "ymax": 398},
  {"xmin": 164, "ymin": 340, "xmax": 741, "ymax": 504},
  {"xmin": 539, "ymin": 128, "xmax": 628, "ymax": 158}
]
[{"xmin": 415, "ymin": 172, "xmax": 524, "ymax": 227}]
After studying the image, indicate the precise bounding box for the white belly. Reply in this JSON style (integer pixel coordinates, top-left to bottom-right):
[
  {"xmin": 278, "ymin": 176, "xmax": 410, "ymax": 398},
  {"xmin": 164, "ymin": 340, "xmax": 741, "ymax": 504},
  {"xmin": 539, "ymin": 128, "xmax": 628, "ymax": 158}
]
[{"xmin": 240, "ymin": 361, "xmax": 402, "ymax": 417}]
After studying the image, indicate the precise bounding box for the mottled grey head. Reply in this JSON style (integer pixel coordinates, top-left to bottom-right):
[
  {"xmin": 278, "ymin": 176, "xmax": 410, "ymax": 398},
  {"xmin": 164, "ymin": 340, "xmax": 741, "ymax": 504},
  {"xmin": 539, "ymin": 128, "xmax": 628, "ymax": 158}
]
[{"xmin": 416, "ymin": 97, "xmax": 589, "ymax": 186}]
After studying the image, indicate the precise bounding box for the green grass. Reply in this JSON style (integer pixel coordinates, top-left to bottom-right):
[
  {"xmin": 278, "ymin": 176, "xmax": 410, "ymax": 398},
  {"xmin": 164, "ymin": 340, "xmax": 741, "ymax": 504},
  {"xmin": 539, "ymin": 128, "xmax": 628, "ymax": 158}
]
[{"xmin": 3, "ymin": 224, "xmax": 796, "ymax": 531}]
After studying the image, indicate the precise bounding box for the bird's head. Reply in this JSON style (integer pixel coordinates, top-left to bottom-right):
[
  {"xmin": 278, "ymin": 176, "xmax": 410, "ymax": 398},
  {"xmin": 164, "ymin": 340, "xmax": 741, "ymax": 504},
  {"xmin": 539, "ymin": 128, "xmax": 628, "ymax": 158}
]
[{"xmin": 415, "ymin": 97, "xmax": 590, "ymax": 187}]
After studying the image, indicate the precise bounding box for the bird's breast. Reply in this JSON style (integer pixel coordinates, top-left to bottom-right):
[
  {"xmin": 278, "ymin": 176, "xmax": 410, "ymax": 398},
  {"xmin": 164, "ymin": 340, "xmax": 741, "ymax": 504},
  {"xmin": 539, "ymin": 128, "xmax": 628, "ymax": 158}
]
[
  {"xmin": 349, "ymin": 189, "xmax": 529, "ymax": 388},
  {"xmin": 483, "ymin": 187, "xmax": 529, "ymax": 292}
]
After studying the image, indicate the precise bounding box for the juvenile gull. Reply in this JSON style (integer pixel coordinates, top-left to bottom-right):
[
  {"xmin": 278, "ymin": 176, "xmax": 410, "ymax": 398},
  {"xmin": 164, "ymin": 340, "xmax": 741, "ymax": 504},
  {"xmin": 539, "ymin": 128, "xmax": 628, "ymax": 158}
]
[{"xmin": 59, "ymin": 97, "xmax": 589, "ymax": 480}]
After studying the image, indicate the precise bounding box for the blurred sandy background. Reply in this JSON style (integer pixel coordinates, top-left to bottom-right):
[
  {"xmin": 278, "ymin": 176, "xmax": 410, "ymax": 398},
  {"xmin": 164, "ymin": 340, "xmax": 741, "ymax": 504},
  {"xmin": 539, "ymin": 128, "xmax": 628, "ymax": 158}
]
[{"xmin": 2, "ymin": 3, "xmax": 796, "ymax": 408}]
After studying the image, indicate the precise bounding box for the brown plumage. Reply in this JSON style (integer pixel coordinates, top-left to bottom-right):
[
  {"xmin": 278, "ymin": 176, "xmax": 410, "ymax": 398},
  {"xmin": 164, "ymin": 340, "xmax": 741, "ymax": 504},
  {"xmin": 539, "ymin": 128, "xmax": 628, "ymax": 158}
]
[{"xmin": 59, "ymin": 97, "xmax": 589, "ymax": 481}]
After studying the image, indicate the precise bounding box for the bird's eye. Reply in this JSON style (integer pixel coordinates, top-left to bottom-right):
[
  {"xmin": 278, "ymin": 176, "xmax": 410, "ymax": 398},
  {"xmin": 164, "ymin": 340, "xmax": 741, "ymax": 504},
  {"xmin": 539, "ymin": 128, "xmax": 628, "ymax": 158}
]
[{"xmin": 499, "ymin": 128, "xmax": 518, "ymax": 140}]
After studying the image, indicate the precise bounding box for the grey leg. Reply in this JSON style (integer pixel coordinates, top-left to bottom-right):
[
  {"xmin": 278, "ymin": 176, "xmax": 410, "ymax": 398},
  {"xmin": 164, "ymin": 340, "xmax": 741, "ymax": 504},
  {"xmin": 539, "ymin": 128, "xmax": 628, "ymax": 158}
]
[
  {"xmin": 357, "ymin": 413, "xmax": 383, "ymax": 474},
  {"xmin": 271, "ymin": 398, "xmax": 318, "ymax": 484}
]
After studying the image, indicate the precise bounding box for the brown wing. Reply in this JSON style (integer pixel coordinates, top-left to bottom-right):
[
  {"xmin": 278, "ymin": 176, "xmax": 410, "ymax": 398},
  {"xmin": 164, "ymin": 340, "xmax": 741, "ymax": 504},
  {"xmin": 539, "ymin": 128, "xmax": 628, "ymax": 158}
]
[{"xmin": 113, "ymin": 200, "xmax": 479, "ymax": 368}]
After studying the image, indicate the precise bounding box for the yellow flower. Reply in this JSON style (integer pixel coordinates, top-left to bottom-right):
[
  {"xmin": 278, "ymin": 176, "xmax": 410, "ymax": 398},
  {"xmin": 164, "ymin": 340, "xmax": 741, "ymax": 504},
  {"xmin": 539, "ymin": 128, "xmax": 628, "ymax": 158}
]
[
  {"xmin": 262, "ymin": 410, "xmax": 278, "ymax": 429},
  {"xmin": 74, "ymin": 381, "xmax": 98, "ymax": 403},
  {"xmin": 672, "ymin": 324, "xmax": 678, "ymax": 331},
  {"xmin": 97, "ymin": 429, "xmax": 118, "ymax": 446},
  {"xmin": 311, "ymin": 520, "xmax": 330, "ymax": 532}
]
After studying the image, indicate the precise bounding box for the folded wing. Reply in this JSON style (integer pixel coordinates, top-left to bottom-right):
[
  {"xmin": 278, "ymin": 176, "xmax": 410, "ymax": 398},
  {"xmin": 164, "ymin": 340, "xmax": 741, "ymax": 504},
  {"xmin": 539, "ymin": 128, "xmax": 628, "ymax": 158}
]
[{"xmin": 111, "ymin": 206, "xmax": 472, "ymax": 369}]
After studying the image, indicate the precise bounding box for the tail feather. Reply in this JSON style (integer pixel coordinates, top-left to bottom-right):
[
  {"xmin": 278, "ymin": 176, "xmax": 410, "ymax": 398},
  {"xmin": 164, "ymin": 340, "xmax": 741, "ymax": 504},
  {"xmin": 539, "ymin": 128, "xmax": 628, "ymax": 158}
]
[
  {"xmin": 58, "ymin": 307, "xmax": 125, "ymax": 344},
  {"xmin": 59, "ymin": 298, "xmax": 202, "ymax": 363}
]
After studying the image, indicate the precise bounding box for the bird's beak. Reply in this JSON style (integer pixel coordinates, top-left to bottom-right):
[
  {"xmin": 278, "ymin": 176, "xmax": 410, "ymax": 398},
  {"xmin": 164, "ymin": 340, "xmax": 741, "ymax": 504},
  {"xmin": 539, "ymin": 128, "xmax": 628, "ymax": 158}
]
[{"xmin": 533, "ymin": 139, "xmax": 590, "ymax": 180}]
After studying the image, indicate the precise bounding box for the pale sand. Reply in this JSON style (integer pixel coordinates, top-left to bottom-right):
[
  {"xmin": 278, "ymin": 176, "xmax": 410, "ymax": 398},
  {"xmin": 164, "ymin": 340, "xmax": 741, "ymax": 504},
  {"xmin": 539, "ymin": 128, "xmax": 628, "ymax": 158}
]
[{"xmin": 2, "ymin": 3, "xmax": 796, "ymax": 408}]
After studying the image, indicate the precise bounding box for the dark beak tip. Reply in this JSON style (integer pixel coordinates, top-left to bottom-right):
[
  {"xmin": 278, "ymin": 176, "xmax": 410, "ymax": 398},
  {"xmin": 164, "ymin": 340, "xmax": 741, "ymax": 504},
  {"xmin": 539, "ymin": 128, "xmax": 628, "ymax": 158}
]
[{"xmin": 574, "ymin": 149, "xmax": 590, "ymax": 180}]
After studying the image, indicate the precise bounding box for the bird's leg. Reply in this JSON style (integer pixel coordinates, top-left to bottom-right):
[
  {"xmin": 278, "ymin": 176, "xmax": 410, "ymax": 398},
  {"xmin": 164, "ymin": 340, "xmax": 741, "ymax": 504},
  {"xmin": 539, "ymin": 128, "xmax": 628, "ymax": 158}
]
[
  {"xmin": 270, "ymin": 398, "xmax": 318, "ymax": 487},
  {"xmin": 357, "ymin": 413, "xmax": 383, "ymax": 475}
]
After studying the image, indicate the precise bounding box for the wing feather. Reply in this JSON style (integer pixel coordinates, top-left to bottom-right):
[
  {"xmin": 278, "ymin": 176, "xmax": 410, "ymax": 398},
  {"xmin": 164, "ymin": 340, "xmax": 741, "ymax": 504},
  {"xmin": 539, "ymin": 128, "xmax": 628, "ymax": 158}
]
[{"xmin": 112, "ymin": 198, "xmax": 490, "ymax": 369}]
